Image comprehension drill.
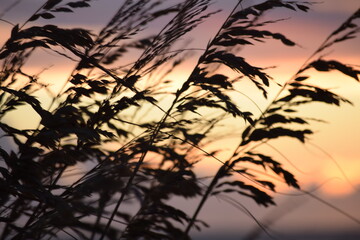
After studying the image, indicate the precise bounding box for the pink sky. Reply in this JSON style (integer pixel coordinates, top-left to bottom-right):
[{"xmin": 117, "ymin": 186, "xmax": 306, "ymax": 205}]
[{"xmin": 1, "ymin": 0, "xmax": 360, "ymax": 238}]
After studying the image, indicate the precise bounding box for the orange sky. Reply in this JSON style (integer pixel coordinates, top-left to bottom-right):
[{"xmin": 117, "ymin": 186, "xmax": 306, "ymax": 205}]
[
  {"xmin": 1, "ymin": 0, "xmax": 360, "ymax": 237},
  {"xmin": 1, "ymin": 0, "xmax": 359, "ymax": 194},
  {"xmin": 162, "ymin": 0, "xmax": 360, "ymax": 197}
]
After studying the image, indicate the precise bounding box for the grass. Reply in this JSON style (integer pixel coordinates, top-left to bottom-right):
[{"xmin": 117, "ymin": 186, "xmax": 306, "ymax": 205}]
[{"xmin": 0, "ymin": 0, "xmax": 359, "ymax": 239}]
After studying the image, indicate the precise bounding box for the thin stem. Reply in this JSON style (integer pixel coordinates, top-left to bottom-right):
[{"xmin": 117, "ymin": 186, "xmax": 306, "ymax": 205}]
[
  {"xmin": 237, "ymin": 7, "xmax": 360, "ymax": 152},
  {"xmin": 19, "ymin": 3, "xmax": 46, "ymax": 30},
  {"xmin": 99, "ymin": 98, "xmax": 176, "ymax": 240},
  {"xmin": 184, "ymin": 164, "xmax": 226, "ymax": 235},
  {"xmin": 0, "ymin": 199, "xmax": 22, "ymax": 240},
  {"xmin": 99, "ymin": 1, "xmax": 223, "ymax": 236},
  {"xmin": 183, "ymin": 0, "xmax": 244, "ymax": 235}
]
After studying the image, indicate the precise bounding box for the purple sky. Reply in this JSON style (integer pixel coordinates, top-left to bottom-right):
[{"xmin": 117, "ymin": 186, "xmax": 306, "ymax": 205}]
[{"xmin": 1, "ymin": 0, "xmax": 360, "ymax": 238}]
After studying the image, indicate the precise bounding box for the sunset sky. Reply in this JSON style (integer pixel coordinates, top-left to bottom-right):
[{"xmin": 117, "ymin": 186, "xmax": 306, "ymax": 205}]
[{"xmin": 1, "ymin": 0, "xmax": 360, "ymax": 239}]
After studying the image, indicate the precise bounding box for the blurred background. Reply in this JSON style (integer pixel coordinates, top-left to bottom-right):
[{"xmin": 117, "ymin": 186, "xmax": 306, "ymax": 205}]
[{"xmin": 1, "ymin": 0, "xmax": 359, "ymax": 239}]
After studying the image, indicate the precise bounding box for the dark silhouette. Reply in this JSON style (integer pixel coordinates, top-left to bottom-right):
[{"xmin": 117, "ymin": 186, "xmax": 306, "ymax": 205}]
[{"xmin": 0, "ymin": 0, "xmax": 359, "ymax": 239}]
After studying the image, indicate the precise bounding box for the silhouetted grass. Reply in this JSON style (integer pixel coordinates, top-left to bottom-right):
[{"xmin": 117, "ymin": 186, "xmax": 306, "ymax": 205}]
[{"xmin": 0, "ymin": 0, "xmax": 359, "ymax": 239}]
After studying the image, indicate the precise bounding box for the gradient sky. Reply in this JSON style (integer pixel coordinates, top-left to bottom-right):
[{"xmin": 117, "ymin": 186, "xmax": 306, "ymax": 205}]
[{"xmin": 1, "ymin": 0, "xmax": 360, "ymax": 238}]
